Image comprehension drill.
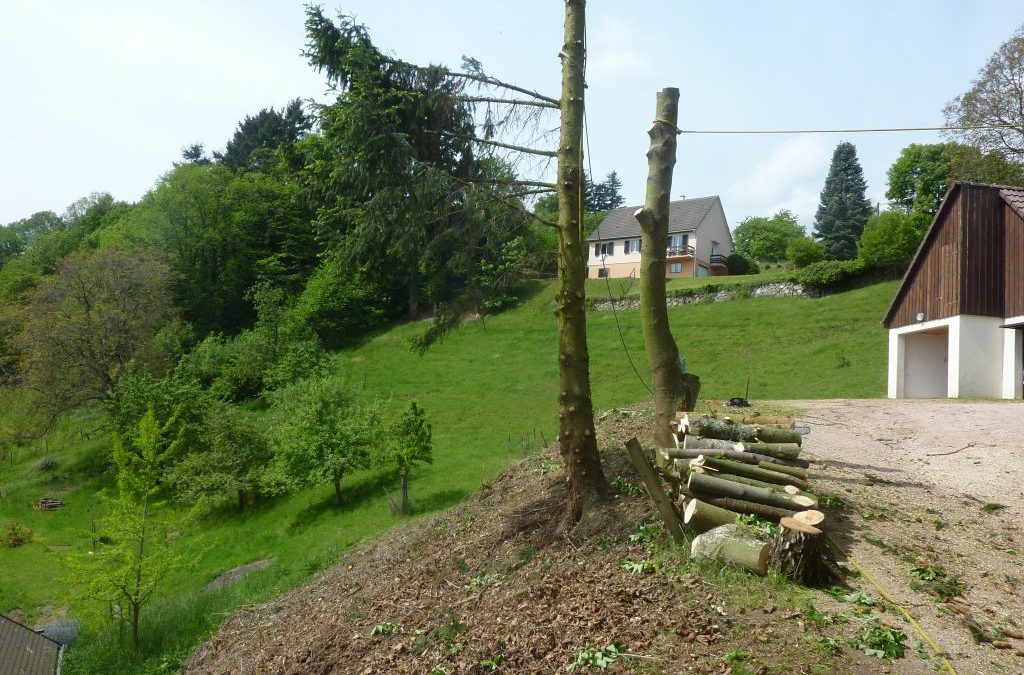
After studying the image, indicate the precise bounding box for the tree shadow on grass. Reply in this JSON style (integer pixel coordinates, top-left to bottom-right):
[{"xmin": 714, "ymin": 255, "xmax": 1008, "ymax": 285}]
[{"xmin": 412, "ymin": 488, "xmax": 470, "ymax": 513}]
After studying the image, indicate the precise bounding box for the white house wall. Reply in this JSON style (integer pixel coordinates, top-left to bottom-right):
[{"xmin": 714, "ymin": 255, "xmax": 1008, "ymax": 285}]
[
  {"xmin": 1002, "ymin": 315, "xmax": 1024, "ymax": 399},
  {"xmin": 889, "ymin": 314, "xmax": 1018, "ymax": 400},
  {"xmin": 692, "ymin": 200, "xmax": 733, "ymax": 262},
  {"xmin": 955, "ymin": 315, "xmax": 1005, "ymax": 398}
]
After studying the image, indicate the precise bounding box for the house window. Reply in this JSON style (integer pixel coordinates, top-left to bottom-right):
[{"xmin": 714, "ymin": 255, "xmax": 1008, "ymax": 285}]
[
  {"xmin": 710, "ymin": 241, "xmax": 719, "ymax": 256},
  {"xmin": 597, "ymin": 267, "xmax": 609, "ymax": 278},
  {"xmin": 624, "ymin": 238, "xmax": 641, "ymax": 254},
  {"xmin": 596, "ymin": 241, "xmax": 615, "ymax": 257},
  {"xmin": 669, "ymin": 262, "xmax": 682, "ymax": 274}
]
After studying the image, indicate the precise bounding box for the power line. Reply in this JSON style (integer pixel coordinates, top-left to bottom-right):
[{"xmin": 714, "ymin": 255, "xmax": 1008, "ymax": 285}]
[{"xmin": 678, "ymin": 124, "xmax": 1019, "ymax": 135}]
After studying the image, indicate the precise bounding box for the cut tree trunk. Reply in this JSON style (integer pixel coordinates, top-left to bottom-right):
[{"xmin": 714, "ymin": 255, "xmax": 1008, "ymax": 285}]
[
  {"xmin": 683, "ymin": 436, "xmax": 741, "ymax": 452},
  {"xmin": 695, "ymin": 455, "xmax": 808, "ymax": 489},
  {"xmin": 688, "ymin": 472, "xmax": 814, "ymax": 510},
  {"xmin": 768, "ymin": 517, "xmax": 829, "ymax": 585},
  {"xmin": 683, "ymin": 498, "xmax": 737, "ymax": 533},
  {"xmin": 758, "ymin": 461, "xmax": 808, "ymax": 481},
  {"xmin": 693, "ymin": 495, "xmax": 797, "ymax": 521},
  {"xmin": 635, "ymin": 87, "xmax": 689, "ymax": 447},
  {"xmin": 741, "ymin": 442, "xmax": 802, "ymax": 460},
  {"xmin": 690, "ymin": 524, "xmax": 769, "ymax": 575},
  {"xmin": 625, "ymin": 438, "xmax": 685, "ymax": 544},
  {"xmin": 555, "ymin": 0, "xmax": 609, "ymax": 521},
  {"xmin": 753, "ymin": 427, "xmax": 802, "ymax": 446},
  {"xmin": 690, "ymin": 466, "xmax": 796, "ymax": 494},
  {"xmin": 670, "ymin": 446, "xmax": 809, "ymax": 470},
  {"xmin": 792, "ymin": 510, "xmax": 826, "ymax": 527},
  {"xmin": 708, "ymin": 414, "xmax": 796, "ymax": 428},
  {"xmin": 683, "ymin": 416, "xmax": 757, "ymax": 442}
]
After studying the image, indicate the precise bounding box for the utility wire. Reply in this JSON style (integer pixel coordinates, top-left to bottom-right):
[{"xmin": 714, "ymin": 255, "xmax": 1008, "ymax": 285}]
[{"xmin": 677, "ymin": 123, "xmax": 1019, "ymax": 135}]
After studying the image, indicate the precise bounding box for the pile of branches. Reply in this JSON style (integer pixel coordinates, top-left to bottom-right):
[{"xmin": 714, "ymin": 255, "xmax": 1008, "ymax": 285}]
[{"xmin": 626, "ymin": 412, "xmax": 837, "ymax": 586}]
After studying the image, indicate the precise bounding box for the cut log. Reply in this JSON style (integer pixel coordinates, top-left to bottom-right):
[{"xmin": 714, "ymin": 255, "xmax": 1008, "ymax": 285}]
[
  {"xmin": 682, "ymin": 415, "xmax": 757, "ymax": 442},
  {"xmin": 682, "ymin": 435, "xmax": 743, "ymax": 452},
  {"xmin": 691, "ymin": 465, "xmax": 794, "ymax": 494},
  {"xmin": 695, "ymin": 455, "xmax": 808, "ymax": 489},
  {"xmin": 768, "ymin": 517, "xmax": 829, "ymax": 585},
  {"xmin": 690, "ymin": 524, "xmax": 769, "ymax": 575},
  {"xmin": 625, "ymin": 438, "xmax": 686, "ymax": 544},
  {"xmin": 688, "ymin": 471, "xmax": 811, "ymax": 511},
  {"xmin": 693, "ymin": 495, "xmax": 797, "ymax": 521},
  {"xmin": 741, "ymin": 442, "xmax": 802, "ymax": 460},
  {"xmin": 706, "ymin": 413, "xmax": 796, "ymax": 428},
  {"xmin": 792, "ymin": 510, "xmax": 826, "ymax": 527},
  {"xmin": 753, "ymin": 427, "xmax": 802, "ymax": 446},
  {"xmin": 671, "ymin": 445, "xmax": 809, "ymax": 470},
  {"xmin": 683, "ymin": 498, "xmax": 737, "ymax": 533},
  {"xmin": 757, "ymin": 461, "xmax": 808, "ymax": 480}
]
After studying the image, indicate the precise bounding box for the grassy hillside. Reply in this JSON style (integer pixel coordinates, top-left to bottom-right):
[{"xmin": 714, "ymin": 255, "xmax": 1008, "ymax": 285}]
[{"xmin": 0, "ymin": 278, "xmax": 896, "ymax": 672}]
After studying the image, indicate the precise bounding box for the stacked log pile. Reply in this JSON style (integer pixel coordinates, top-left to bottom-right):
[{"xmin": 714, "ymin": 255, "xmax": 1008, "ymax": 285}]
[{"xmin": 628, "ymin": 412, "xmax": 833, "ymax": 584}]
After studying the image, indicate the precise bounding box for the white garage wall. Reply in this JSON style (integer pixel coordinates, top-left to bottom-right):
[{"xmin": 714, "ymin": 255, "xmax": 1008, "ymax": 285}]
[
  {"xmin": 903, "ymin": 332, "xmax": 948, "ymax": 398},
  {"xmin": 956, "ymin": 315, "xmax": 1005, "ymax": 398}
]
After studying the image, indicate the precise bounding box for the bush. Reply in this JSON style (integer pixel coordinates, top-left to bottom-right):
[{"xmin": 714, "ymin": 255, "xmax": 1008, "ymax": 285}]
[
  {"xmin": 786, "ymin": 237, "xmax": 826, "ymax": 268},
  {"xmin": 726, "ymin": 253, "xmax": 751, "ymax": 275},
  {"xmin": 791, "ymin": 259, "xmax": 879, "ymax": 292},
  {"xmin": 292, "ymin": 258, "xmax": 387, "ymax": 349},
  {"xmin": 3, "ymin": 521, "xmax": 32, "ymax": 547},
  {"xmin": 858, "ymin": 211, "xmax": 930, "ymax": 271}
]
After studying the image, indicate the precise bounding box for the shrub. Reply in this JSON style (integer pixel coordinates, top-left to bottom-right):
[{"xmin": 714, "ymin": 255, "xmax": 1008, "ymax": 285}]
[
  {"xmin": 791, "ymin": 259, "xmax": 872, "ymax": 292},
  {"xmin": 726, "ymin": 252, "xmax": 751, "ymax": 275},
  {"xmin": 3, "ymin": 521, "xmax": 32, "ymax": 547},
  {"xmin": 786, "ymin": 237, "xmax": 826, "ymax": 268},
  {"xmin": 292, "ymin": 258, "xmax": 387, "ymax": 349},
  {"xmin": 858, "ymin": 211, "xmax": 930, "ymax": 271}
]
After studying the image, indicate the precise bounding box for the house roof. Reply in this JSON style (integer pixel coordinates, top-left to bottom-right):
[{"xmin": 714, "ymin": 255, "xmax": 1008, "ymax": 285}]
[
  {"xmin": 0, "ymin": 615, "xmax": 60, "ymax": 675},
  {"xmin": 882, "ymin": 181, "xmax": 1024, "ymax": 327},
  {"xmin": 587, "ymin": 196, "xmax": 720, "ymax": 241}
]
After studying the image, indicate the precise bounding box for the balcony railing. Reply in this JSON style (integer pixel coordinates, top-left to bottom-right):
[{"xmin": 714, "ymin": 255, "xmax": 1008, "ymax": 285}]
[
  {"xmin": 709, "ymin": 254, "xmax": 729, "ymax": 266},
  {"xmin": 666, "ymin": 245, "xmax": 695, "ymax": 258}
]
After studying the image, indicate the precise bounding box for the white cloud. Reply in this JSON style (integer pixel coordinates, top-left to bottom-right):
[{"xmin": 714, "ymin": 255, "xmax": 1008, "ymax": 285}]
[
  {"xmin": 586, "ymin": 15, "xmax": 651, "ymax": 82},
  {"xmin": 727, "ymin": 136, "xmax": 830, "ymax": 228}
]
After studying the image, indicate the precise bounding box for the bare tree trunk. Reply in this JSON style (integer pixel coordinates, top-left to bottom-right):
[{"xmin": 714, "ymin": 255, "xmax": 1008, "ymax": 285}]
[
  {"xmin": 333, "ymin": 477, "xmax": 343, "ymax": 506},
  {"xmin": 401, "ymin": 472, "xmax": 410, "ymax": 514},
  {"xmin": 131, "ymin": 601, "xmax": 141, "ymax": 650},
  {"xmin": 555, "ymin": 0, "xmax": 608, "ymax": 522},
  {"xmin": 237, "ymin": 488, "xmax": 246, "ymax": 512},
  {"xmin": 407, "ymin": 260, "xmax": 420, "ymax": 320},
  {"xmin": 635, "ymin": 88, "xmax": 692, "ymax": 447}
]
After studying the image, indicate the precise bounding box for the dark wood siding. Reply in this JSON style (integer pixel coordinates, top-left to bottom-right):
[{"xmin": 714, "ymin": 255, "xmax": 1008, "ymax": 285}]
[
  {"xmin": 959, "ymin": 184, "xmax": 1004, "ymax": 318},
  {"xmin": 888, "ymin": 191, "xmax": 962, "ymax": 328},
  {"xmin": 1007, "ymin": 204, "xmax": 1024, "ymax": 318}
]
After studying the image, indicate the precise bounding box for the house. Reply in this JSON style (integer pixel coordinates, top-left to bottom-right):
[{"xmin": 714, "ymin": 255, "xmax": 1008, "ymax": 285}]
[
  {"xmin": 0, "ymin": 614, "xmax": 61, "ymax": 675},
  {"xmin": 586, "ymin": 196, "xmax": 734, "ymax": 279},
  {"xmin": 883, "ymin": 182, "xmax": 1024, "ymax": 399}
]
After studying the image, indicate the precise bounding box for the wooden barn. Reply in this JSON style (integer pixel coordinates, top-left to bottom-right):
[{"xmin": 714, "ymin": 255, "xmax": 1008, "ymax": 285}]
[{"xmin": 883, "ymin": 182, "xmax": 1024, "ymax": 399}]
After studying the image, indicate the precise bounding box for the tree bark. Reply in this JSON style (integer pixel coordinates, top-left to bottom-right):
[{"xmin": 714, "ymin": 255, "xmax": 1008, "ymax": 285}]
[
  {"xmin": 695, "ymin": 455, "xmax": 807, "ymax": 489},
  {"xmin": 688, "ymin": 471, "xmax": 814, "ymax": 510},
  {"xmin": 669, "ymin": 446, "xmax": 807, "ymax": 470},
  {"xmin": 757, "ymin": 461, "xmax": 808, "ymax": 481},
  {"xmin": 690, "ymin": 466, "xmax": 795, "ymax": 494},
  {"xmin": 682, "ymin": 436, "xmax": 741, "ymax": 452},
  {"xmin": 683, "ymin": 498, "xmax": 737, "ymax": 533},
  {"xmin": 690, "ymin": 523, "xmax": 769, "ymax": 575},
  {"xmin": 768, "ymin": 517, "xmax": 829, "ymax": 586},
  {"xmin": 555, "ymin": 0, "xmax": 608, "ymax": 522},
  {"xmin": 401, "ymin": 472, "xmax": 410, "ymax": 515},
  {"xmin": 754, "ymin": 427, "xmax": 802, "ymax": 446},
  {"xmin": 333, "ymin": 477, "xmax": 343, "ymax": 506},
  {"xmin": 625, "ymin": 438, "xmax": 685, "ymax": 544},
  {"xmin": 692, "ymin": 495, "xmax": 798, "ymax": 521},
  {"xmin": 636, "ymin": 87, "xmax": 691, "ymax": 447},
  {"xmin": 741, "ymin": 441, "xmax": 802, "ymax": 460}
]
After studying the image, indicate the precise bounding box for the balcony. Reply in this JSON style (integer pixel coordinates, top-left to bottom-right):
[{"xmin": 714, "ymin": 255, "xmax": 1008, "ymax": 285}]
[
  {"xmin": 666, "ymin": 245, "xmax": 695, "ymax": 258},
  {"xmin": 709, "ymin": 254, "xmax": 729, "ymax": 267}
]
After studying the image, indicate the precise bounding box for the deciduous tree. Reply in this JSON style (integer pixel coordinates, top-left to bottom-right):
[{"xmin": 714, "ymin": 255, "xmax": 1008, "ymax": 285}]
[
  {"xmin": 733, "ymin": 210, "xmax": 805, "ymax": 263},
  {"xmin": 386, "ymin": 400, "xmax": 433, "ymax": 514}
]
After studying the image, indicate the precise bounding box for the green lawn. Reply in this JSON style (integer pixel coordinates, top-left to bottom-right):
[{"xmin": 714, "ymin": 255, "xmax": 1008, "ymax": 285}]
[{"xmin": 0, "ymin": 277, "xmax": 896, "ymax": 672}]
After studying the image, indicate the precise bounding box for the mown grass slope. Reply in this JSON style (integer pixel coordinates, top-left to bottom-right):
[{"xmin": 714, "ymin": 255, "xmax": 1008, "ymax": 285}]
[{"xmin": 0, "ymin": 278, "xmax": 896, "ymax": 672}]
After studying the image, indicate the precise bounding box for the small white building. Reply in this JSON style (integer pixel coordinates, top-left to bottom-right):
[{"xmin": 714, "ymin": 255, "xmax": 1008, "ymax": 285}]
[
  {"xmin": 884, "ymin": 182, "xmax": 1024, "ymax": 399},
  {"xmin": 586, "ymin": 196, "xmax": 734, "ymax": 279}
]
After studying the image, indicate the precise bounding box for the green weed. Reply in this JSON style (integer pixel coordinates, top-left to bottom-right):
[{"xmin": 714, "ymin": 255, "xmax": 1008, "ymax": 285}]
[{"xmin": 568, "ymin": 642, "xmax": 626, "ymax": 671}]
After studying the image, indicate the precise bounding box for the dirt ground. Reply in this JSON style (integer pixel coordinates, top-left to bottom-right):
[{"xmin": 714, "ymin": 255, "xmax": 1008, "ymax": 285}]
[
  {"xmin": 795, "ymin": 398, "xmax": 1024, "ymax": 674},
  {"xmin": 183, "ymin": 399, "xmax": 1024, "ymax": 675}
]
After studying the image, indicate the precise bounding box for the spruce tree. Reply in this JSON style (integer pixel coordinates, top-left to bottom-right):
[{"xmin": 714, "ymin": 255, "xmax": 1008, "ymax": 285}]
[{"xmin": 813, "ymin": 142, "xmax": 873, "ymax": 259}]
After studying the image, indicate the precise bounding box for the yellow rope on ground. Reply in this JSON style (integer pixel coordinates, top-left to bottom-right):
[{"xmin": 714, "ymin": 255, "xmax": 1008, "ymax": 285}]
[{"xmin": 826, "ymin": 534, "xmax": 958, "ymax": 675}]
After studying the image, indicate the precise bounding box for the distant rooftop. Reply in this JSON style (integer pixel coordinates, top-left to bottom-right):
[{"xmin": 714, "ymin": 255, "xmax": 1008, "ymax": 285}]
[
  {"xmin": 587, "ymin": 196, "xmax": 720, "ymax": 241},
  {"xmin": 0, "ymin": 615, "xmax": 60, "ymax": 675}
]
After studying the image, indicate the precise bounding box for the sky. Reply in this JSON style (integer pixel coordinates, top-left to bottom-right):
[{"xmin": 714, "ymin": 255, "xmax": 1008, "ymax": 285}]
[{"xmin": 1, "ymin": 0, "xmax": 1022, "ymax": 230}]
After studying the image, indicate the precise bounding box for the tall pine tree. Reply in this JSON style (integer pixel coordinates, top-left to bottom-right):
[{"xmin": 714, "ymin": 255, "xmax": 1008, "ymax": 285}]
[{"xmin": 813, "ymin": 142, "xmax": 873, "ymax": 260}]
